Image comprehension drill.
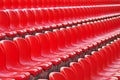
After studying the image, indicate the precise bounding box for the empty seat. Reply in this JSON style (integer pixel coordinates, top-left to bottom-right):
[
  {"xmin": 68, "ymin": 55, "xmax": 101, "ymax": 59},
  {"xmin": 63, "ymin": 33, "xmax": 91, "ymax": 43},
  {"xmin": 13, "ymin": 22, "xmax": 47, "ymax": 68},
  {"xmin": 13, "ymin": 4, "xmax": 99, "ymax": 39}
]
[
  {"xmin": 70, "ymin": 62, "xmax": 84, "ymax": 80},
  {"xmin": 0, "ymin": 1, "xmax": 120, "ymax": 79},
  {"xmin": 0, "ymin": 40, "xmax": 43, "ymax": 77},
  {"xmin": 60, "ymin": 67, "xmax": 77, "ymax": 80},
  {"xmin": 0, "ymin": 41, "xmax": 30, "ymax": 80},
  {"xmin": 49, "ymin": 72, "xmax": 66, "ymax": 80},
  {"xmin": 25, "ymin": 35, "xmax": 62, "ymax": 66}
]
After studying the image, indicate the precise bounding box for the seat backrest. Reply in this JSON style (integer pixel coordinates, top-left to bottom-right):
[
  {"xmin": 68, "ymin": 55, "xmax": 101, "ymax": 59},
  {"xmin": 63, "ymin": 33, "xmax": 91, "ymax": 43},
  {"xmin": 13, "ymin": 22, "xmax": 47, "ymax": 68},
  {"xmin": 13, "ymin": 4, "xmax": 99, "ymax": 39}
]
[
  {"xmin": 53, "ymin": 8, "xmax": 64, "ymax": 23},
  {"xmin": 0, "ymin": 43, "xmax": 7, "ymax": 70},
  {"xmin": 36, "ymin": 33, "xmax": 51, "ymax": 55},
  {"xmin": 46, "ymin": 8, "xmax": 54, "ymax": 25},
  {"xmin": 0, "ymin": 40, "xmax": 20, "ymax": 66},
  {"xmin": 76, "ymin": 25, "xmax": 86, "ymax": 41},
  {"xmin": 103, "ymin": 46, "xmax": 113, "ymax": 63},
  {"xmin": 85, "ymin": 55, "xmax": 97, "ymax": 75},
  {"xmin": 25, "ymin": 9, "xmax": 35, "ymax": 26},
  {"xmin": 46, "ymin": 31, "xmax": 58, "ymax": 52},
  {"xmin": 54, "ymin": 30, "xmax": 66, "ymax": 49},
  {"xmin": 49, "ymin": 72, "xmax": 67, "ymax": 80},
  {"xmin": 78, "ymin": 58, "xmax": 91, "ymax": 80},
  {"xmin": 0, "ymin": 11, "xmax": 10, "ymax": 32},
  {"xmin": 67, "ymin": 28, "xmax": 78, "ymax": 43},
  {"xmin": 101, "ymin": 46, "xmax": 114, "ymax": 65},
  {"xmin": 13, "ymin": 37, "xmax": 32, "ymax": 62},
  {"xmin": 25, "ymin": 35, "xmax": 42, "ymax": 58},
  {"xmin": 70, "ymin": 62, "xmax": 84, "ymax": 80},
  {"xmin": 58, "ymin": 8, "xmax": 66, "ymax": 23},
  {"xmin": 60, "ymin": 29, "xmax": 72, "ymax": 46},
  {"xmin": 109, "ymin": 42, "xmax": 119, "ymax": 59},
  {"xmin": 17, "ymin": 9, "xmax": 27, "ymax": 28},
  {"xmin": 60, "ymin": 67, "xmax": 77, "ymax": 80},
  {"xmin": 94, "ymin": 50, "xmax": 105, "ymax": 70},
  {"xmin": 7, "ymin": 10, "xmax": 19, "ymax": 30},
  {"xmin": 40, "ymin": 9, "xmax": 49, "ymax": 26}
]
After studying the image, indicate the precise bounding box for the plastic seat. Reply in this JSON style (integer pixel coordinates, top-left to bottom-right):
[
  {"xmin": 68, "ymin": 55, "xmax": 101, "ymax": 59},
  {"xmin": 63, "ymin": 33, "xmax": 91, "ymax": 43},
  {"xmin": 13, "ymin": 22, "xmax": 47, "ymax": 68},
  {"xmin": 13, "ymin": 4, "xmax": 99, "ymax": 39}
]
[
  {"xmin": 37, "ymin": 31, "xmax": 68, "ymax": 61},
  {"xmin": 70, "ymin": 62, "xmax": 84, "ymax": 80},
  {"xmin": 6, "ymin": 9, "xmax": 39, "ymax": 37},
  {"xmin": 46, "ymin": 31, "xmax": 76, "ymax": 58},
  {"xmin": 51, "ymin": 28, "xmax": 90, "ymax": 55},
  {"xmin": 47, "ymin": 38, "xmax": 120, "ymax": 80},
  {"xmin": 36, "ymin": 33, "xmax": 70, "ymax": 61},
  {"xmin": 78, "ymin": 58, "xmax": 91, "ymax": 80},
  {"xmin": 0, "ymin": 40, "xmax": 43, "ymax": 77},
  {"xmin": 25, "ymin": 35, "xmax": 62, "ymax": 66},
  {"xmin": 7, "ymin": 10, "xmax": 19, "ymax": 30},
  {"xmin": 13, "ymin": 37, "xmax": 56, "ymax": 71},
  {"xmin": 0, "ymin": 11, "xmax": 10, "ymax": 32},
  {"xmin": 67, "ymin": 27, "xmax": 95, "ymax": 49},
  {"xmin": 25, "ymin": 9, "xmax": 35, "ymax": 27},
  {"xmin": 0, "ymin": 11, "xmax": 10, "ymax": 39},
  {"xmin": 48, "ymin": 27, "xmax": 99, "ymax": 56},
  {"xmin": 14, "ymin": 9, "xmax": 37, "ymax": 36},
  {"xmin": 105, "ymin": 42, "xmax": 120, "ymax": 66},
  {"xmin": 88, "ymin": 43, "xmax": 120, "ymax": 80},
  {"xmin": 49, "ymin": 72, "xmax": 66, "ymax": 80},
  {"xmin": 46, "ymin": 8, "xmax": 59, "ymax": 26},
  {"xmin": 39, "ymin": 8, "xmax": 54, "ymax": 26},
  {"xmin": 50, "ymin": 8, "xmax": 64, "ymax": 25},
  {"xmin": 0, "ymin": 41, "xmax": 30, "ymax": 80},
  {"xmin": 60, "ymin": 67, "xmax": 77, "ymax": 80},
  {"xmin": 34, "ymin": 8, "xmax": 42, "ymax": 26},
  {"xmin": 17, "ymin": 9, "xmax": 30, "ymax": 27},
  {"xmin": 79, "ymin": 40, "xmax": 120, "ymax": 80},
  {"xmin": 5, "ymin": 10, "xmax": 20, "ymax": 38},
  {"xmin": 24, "ymin": 9, "xmax": 37, "ymax": 34},
  {"xmin": 85, "ymin": 54, "xmax": 114, "ymax": 80},
  {"xmin": 8, "ymin": 8, "xmax": 27, "ymax": 36}
]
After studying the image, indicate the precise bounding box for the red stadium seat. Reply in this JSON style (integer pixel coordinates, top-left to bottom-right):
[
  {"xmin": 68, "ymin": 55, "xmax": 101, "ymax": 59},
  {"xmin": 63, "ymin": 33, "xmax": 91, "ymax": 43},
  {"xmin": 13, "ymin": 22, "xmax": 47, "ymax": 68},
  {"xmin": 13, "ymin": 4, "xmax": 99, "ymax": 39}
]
[
  {"xmin": 0, "ymin": 11, "xmax": 10, "ymax": 32},
  {"xmin": 0, "ymin": 40, "xmax": 42, "ymax": 77},
  {"xmin": 0, "ymin": 0, "xmax": 120, "ymax": 79},
  {"xmin": 60, "ymin": 67, "xmax": 77, "ymax": 80},
  {"xmin": 25, "ymin": 35, "xmax": 62, "ymax": 66},
  {"xmin": 70, "ymin": 62, "xmax": 84, "ymax": 80},
  {"xmin": 49, "ymin": 72, "xmax": 66, "ymax": 80},
  {"xmin": 0, "ymin": 41, "xmax": 30, "ymax": 80},
  {"xmin": 13, "ymin": 37, "xmax": 53, "ymax": 70}
]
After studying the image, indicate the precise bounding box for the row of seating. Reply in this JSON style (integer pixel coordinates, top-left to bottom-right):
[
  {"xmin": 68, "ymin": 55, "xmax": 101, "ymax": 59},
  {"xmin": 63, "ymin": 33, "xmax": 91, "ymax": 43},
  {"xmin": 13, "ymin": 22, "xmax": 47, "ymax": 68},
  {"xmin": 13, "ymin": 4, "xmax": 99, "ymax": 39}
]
[
  {"xmin": 0, "ymin": 30, "xmax": 119, "ymax": 80},
  {"xmin": 0, "ymin": 6, "xmax": 120, "ymax": 40},
  {"xmin": 0, "ymin": 0, "xmax": 120, "ymax": 9},
  {"xmin": 49, "ymin": 38, "xmax": 120, "ymax": 80},
  {"xmin": 0, "ymin": 1, "xmax": 120, "ymax": 80},
  {"xmin": 0, "ymin": 14, "xmax": 120, "ymax": 79}
]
